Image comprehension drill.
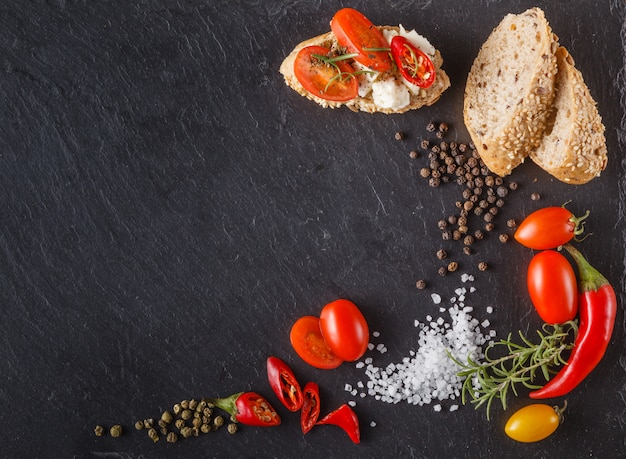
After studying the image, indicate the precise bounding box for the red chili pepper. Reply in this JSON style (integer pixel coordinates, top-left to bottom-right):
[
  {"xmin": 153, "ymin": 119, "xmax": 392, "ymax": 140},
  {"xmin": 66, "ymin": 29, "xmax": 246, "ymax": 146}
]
[
  {"xmin": 316, "ymin": 403, "xmax": 360, "ymax": 444},
  {"xmin": 390, "ymin": 35, "xmax": 436, "ymax": 88},
  {"xmin": 208, "ymin": 392, "xmax": 281, "ymax": 427},
  {"xmin": 266, "ymin": 356, "xmax": 304, "ymax": 412},
  {"xmin": 300, "ymin": 382, "xmax": 321, "ymax": 434},
  {"xmin": 530, "ymin": 244, "xmax": 617, "ymax": 399}
]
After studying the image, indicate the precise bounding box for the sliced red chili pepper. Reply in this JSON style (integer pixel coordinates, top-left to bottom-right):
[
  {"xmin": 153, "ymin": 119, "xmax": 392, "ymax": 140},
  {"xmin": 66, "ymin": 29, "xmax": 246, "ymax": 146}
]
[
  {"xmin": 316, "ymin": 403, "xmax": 360, "ymax": 444},
  {"xmin": 390, "ymin": 35, "xmax": 436, "ymax": 88},
  {"xmin": 529, "ymin": 244, "xmax": 617, "ymax": 399},
  {"xmin": 300, "ymin": 382, "xmax": 321, "ymax": 434},
  {"xmin": 208, "ymin": 392, "xmax": 281, "ymax": 427},
  {"xmin": 267, "ymin": 356, "xmax": 304, "ymax": 412}
]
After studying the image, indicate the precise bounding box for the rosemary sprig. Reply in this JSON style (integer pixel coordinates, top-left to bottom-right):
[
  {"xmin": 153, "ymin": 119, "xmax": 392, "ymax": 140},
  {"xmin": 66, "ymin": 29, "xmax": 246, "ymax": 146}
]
[{"xmin": 449, "ymin": 320, "xmax": 578, "ymax": 420}]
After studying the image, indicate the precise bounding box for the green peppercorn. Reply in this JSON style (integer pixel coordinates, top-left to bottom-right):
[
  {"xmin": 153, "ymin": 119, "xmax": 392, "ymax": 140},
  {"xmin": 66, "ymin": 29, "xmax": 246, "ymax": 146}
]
[
  {"xmin": 166, "ymin": 432, "xmax": 178, "ymax": 443},
  {"xmin": 94, "ymin": 425, "xmax": 105, "ymax": 437},
  {"xmin": 180, "ymin": 426, "xmax": 193, "ymax": 438},
  {"xmin": 201, "ymin": 423, "xmax": 211, "ymax": 434},
  {"xmin": 181, "ymin": 409, "xmax": 193, "ymax": 421},
  {"xmin": 110, "ymin": 425, "xmax": 122, "ymax": 438},
  {"xmin": 147, "ymin": 428, "xmax": 159, "ymax": 443},
  {"xmin": 227, "ymin": 423, "xmax": 238, "ymax": 435},
  {"xmin": 214, "ymin": 415, "xmax": 225, "ymax": 428}
]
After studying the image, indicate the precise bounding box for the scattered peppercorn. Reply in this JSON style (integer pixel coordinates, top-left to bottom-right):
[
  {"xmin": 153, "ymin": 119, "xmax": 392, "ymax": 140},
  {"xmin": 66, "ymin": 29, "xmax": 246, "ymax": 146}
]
[
  {"xmin": 166, "ymin": 432, "xmax": 178, "ymax": 443},
  {"xmin": 506, "ymin": 219, "xmax": 517, "ymax": 228},
  {"xmin": 436, "ymin": 249, "xmax": 447, "ymax": 259},
  {"xmin": 94, "ymin": 425, "xmax": 105, "ymax": 437},
  {"xmin": 426, "ymin": 122, "xmax": 436, "ymax": 132},
  {"xmin": 478, "ymin": 261, "xmax": 488, "ymax": 271},
  {"xmin": 499, "ymin": 234, "xmax": 510, "ymax": 243},
  {"xmin": 214, "ymin": 415, "xmax": 225, "ymax": 428},
  {"xmin": 447, "ymin": 261, "xmax": 458, "ymax": 272},
  {"xmin": 416, "ymin": 279, "xmax": 427, "ymax": 289},
  {"xmin": 438, "ymin": 266, "xmax": 447, "ymax": 276},
  {"xmin": 148, "ymin": 428, "xmax": 159, "ymax": 443},
  {"xmin": 395, "ymin": 131, "xmax": 404, "ymax": 140},
  {"xmin": 227, "ymin": 423, "xmax": 238, "ymax": 435},
  {"xmin": 531, "ymin": 192, "xmax": 541, "ymax": 201},
  {"xmin": 409, "ymin": 150, "xmax": 418, "ymax": 159},
  {"xmin": 134, "ymin": 420, "xmax": 144, "ymax": 431}
]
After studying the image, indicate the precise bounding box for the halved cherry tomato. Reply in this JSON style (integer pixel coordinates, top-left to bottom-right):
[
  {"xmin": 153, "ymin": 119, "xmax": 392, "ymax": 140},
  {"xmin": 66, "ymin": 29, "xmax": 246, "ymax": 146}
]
[
  {"xmin": 514, "ymin": 206, "xmax": 589, "ymax": 250},
  {"xmin": 330, "ymin": 8, "xmax": 392, "ymax": 72},
  {"xmin": 527, "ymin": 250, "xmax": 578, "ymax": 324},
  {"xmin": 266, "ymin": 357, "xmax": 303, "ymax": 412},
  {"xmin": 319, "ymin": 299, "xmax": 369, "ymax": 362},
  {"xmin": 290, "ymin": 316, "xmax": 343, "ymax": 369},
  {"xmin": 293, "ymin": 45, "xmax": 359, "ymax": 102},
  {"xmin": 505, "ymin": 403, "xmax": 565, "ymax": 442},
  {"xmin": 390, "ymin": 36, "xmax": 436, "ymax": 88},
  {"xmin": 301, "ymin": 382, "xmax": 321, "ymax": 434}
]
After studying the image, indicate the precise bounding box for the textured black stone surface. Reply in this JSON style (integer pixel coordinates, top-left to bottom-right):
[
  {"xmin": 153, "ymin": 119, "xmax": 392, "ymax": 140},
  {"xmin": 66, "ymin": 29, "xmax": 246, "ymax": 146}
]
[{"xmin": 1, "ymin": 1, "xmax": 625, "ymax": 457}]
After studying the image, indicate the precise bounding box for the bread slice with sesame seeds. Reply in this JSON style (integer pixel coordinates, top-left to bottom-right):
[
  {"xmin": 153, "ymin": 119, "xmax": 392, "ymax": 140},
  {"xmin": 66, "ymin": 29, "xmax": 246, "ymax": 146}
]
[
  {"xmin": 463, "ymin": 7, "xmax": 559, "ymax": 176},
  {"xmin": 529, "ymin": 47, "xmax": 607, "ymax": 184}
]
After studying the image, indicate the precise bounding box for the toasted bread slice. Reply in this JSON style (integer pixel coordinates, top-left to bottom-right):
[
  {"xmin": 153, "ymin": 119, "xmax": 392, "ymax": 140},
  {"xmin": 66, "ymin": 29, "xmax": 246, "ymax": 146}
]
[
  {"xmin": 279, "ymin": 27, "xmax": 450, "ymax": 114},
  {"xmin": 463, "ymin": 7, "xmax": 558, "ymax": 176},
  {"xmin": 529, "ymin": 47, "xmax": 607, "ymax": 184}
]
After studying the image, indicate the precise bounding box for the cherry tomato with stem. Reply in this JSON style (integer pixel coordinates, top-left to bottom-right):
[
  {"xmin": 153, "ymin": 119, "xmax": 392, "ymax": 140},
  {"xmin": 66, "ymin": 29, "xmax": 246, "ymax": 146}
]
[
  {"xmin": 390, "ymin": 36, "xmax": 436, "ymax": 88},
  {"xmin": 290, "ymin": 316, "xmax": 343, "ymax": 369},
  {"xmin": 527, "ymin": 250, "xmax": 578, "ymax": 324},
  {"xmin": 330, "ymin": 8, "xmax": 392, "ymax": 72},
  {"xmin": 266, "ymin": 356, "xmax": 303, "ymax": 412},
  {"xmin": 300, "ymin": 382, "xmax": 321, "ymax": 434},
  {"xmin": 294, "ymin": 46, "xmax": 359, "ymax": 102},
  {"xmin": 505, "ymin": 402, "xmax": 566, "ymax": 442},
  {"xmin": 514, "ymin": 205, "xmax": 590, "ymax": 250},
  {"xmin": 320, "ymin": 299, "xmax": 369, "ymax": 362}
]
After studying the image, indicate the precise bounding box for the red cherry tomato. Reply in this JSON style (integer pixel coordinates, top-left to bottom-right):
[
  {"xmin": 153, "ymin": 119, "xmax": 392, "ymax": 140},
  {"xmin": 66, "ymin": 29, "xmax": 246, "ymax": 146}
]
[
  {"xmin": 514, "ymin": 206, "xmax": 589, "ymax": 250},
  {"xmin": 293, "ymin": 45, "xmax": 359, "ymax": 102},
  {"xmin": 390, "ymin": 36, "xmax": 436, "ymax": 88},
  {"xmin": 319, "ymin": 299, "xmax": 369, "ymax": 362},
  {"xmin": 290, "ymin": 316, "xmax": 344, "ymax": 369},
  {"xmin": 330, "ymin": 8, "xmax": 392, "ymax": 72},
  {"xmin": 527, "ymin": 250, "xmax": 578, "ymax": 324},
  {"xmin": 300, "ymin": 382, "xmax": 321, "ymax": 434}
]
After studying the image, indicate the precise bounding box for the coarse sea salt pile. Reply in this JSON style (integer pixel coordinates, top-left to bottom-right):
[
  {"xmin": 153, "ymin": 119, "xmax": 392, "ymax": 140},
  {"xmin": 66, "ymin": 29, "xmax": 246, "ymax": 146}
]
[{"xmin": 346, "ymin": 274, "xmax": 495, "ymax": 412}]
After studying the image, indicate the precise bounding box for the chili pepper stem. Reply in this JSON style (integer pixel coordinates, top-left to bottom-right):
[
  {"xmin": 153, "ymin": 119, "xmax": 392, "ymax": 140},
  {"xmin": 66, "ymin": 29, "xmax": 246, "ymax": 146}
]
[
  {"xmin": 563, "ymin": 244, "xmax": 609, "ymax": 291},
  {"xmin": 204, "ymin": 392, "xmax": 243, "ymax": 417}
]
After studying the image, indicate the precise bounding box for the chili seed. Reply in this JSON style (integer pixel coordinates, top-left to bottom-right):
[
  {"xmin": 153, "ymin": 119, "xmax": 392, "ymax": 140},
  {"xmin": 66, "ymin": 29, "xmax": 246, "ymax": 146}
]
[
  {"xmin": 94, "ymin": 425, "xmax": 105, "ymax": 437},
  {"xmin": 416, "ymin": 279, "xmax": 427, "ymax": 289},
  {"xmin": 478, "ymin": 261, "xmax": 488, "ymax": 271}
]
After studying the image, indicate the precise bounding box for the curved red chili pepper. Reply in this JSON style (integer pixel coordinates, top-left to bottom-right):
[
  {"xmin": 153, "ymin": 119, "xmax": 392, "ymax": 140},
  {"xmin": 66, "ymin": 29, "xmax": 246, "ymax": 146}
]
[
  {"xmin": 208, "ymin": 392, "xmax": 281, "ymax": 427},
  {"xmin": 300, "ymin": 382, "xmax": 320, "ymax": 434},
  {"xmin": 316, "ymin": 403, "xmax": 360, "ymax": 444},
  {"xmin": 390, "ymin": 35, "xmax": 436, "ymax": 88},
  {"xmin": 530, "ymin": 244, "xmax": 617, "ymax": 399},
  {"xmin": 266, "ymin": 356, "xmax": 304, "ymax": 412}
]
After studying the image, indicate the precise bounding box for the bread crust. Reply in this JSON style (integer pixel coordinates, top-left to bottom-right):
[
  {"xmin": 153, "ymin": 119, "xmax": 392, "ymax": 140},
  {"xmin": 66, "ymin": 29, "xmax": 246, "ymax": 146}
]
[
  {"xmin": 279, "ymin": 27, "xmax": 450, "ymax": 114},
  {"xmin": 529, "ymin": 47, "xmax": 607, "ymax": 184},
  {"xmin": 463, "ymin": 7, "xmax": 558, "ymax": 176}
]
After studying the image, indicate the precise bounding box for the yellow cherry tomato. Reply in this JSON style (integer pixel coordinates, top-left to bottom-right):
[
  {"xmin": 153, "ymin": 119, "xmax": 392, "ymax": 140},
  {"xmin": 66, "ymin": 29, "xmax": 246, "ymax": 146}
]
[{"xmin": 504, "ymin": 403, "xmax": 565, "ymax": 443}]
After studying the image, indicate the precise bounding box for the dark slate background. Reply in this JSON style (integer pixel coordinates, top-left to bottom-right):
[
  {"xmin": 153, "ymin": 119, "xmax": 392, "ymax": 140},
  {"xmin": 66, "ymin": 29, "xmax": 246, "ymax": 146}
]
[{"xmin": 1, "ymin": 1, "xmax": 625, "ymax": 458}]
